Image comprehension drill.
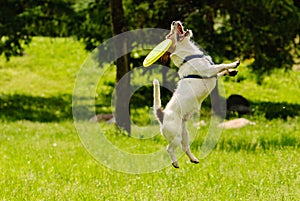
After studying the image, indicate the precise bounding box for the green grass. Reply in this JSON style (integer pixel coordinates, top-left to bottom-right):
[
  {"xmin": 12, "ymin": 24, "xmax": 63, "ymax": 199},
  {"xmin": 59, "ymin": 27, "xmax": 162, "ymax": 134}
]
[
  {"xmin": 0, "ymin": 37, "xmax": 88, "ymax": 96},
  {"xmin": 1, "ymin": 37, "xmax": 300, "ymax": 200},
  {"xmin": 1, "ymin": 121, "xmax": 300, "ymax": 200},
  {"xmin": 222, "ymin": 60, "xmax": 300, "ymax": 104}
]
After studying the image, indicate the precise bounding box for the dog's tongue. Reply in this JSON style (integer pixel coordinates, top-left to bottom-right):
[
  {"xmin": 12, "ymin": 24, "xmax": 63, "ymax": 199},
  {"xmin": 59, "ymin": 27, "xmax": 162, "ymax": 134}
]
[
  {"xmin": 176, "ymin": 24, "xmax": 186, "ymax": 41},
  {"xmin": 177, "ymin": 27, "xmax": 183, "ymax": 34}
]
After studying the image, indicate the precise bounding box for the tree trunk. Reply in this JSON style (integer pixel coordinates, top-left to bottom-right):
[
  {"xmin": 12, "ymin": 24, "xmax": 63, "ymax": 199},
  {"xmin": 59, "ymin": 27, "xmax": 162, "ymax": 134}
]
[{"xmin": 109, "ymin": 0, "xmax": 131, "ymax": 134}]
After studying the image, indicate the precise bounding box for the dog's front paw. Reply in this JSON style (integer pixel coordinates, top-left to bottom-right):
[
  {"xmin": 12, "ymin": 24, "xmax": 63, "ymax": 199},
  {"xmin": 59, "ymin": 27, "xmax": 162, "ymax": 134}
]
[
  {"xmin": 228, "ymin": 69, "xmax": 238, "ymax": 77},
  {"xmin": 234, "ymin": 60, "xmax": 240, "ymax": 68}
]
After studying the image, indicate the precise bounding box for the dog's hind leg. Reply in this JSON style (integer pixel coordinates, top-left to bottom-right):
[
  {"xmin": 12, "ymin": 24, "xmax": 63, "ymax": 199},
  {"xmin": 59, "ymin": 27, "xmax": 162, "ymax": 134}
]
[
  {"xmin": 162, "ymin": 111, "xmax": 182, "ymax": 168},
  {"xmin": 166, "ymin": 139, "xmax": 181, "ymax": 168},
  {"xmin": 181, "ymin": 120, "xmax": 199, "ymax": 164}
]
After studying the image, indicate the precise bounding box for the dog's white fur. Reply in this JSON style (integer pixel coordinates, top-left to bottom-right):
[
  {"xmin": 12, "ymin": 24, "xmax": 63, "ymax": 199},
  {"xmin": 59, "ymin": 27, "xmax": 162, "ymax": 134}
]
[{"xmin": 154, "ymin": 21, "xmax": 240, "ymax": 168}]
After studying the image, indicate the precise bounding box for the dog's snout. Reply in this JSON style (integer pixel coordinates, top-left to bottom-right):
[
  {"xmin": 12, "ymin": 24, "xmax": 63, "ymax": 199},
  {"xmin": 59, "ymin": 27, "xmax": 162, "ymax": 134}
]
[{"xmin": 172, "ymin": 21, "xmax": 181, "ymax": 26}]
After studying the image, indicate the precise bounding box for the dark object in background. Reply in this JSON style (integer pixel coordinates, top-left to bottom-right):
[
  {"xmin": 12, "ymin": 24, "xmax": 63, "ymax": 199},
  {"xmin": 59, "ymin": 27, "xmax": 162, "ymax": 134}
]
[{"xmin": 227, "ymin": 94, "xmax": 252, "ymax": 117}]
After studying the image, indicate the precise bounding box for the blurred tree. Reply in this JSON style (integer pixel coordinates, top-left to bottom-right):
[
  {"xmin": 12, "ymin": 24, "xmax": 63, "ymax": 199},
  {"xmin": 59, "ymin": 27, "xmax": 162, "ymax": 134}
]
[
  {"xmin": 1, "ymin": 0, "xmax": 299, "ymax": 75},
  {"xmin": 127, "ymin": 0, "xmax": 300, "ymax": 77},
  {"xmin": 109, "ymin": 0, "xmax": 131, "ymax": 134},
  {"xmin": 74, "ymin": 0, "xmax": 111, "ymax": 50},
  {"xmin": 211, "ymin": 0, "xmax": 300, "ymax": 77},
  {"xmin": 0, "ymin": 0, "xmax": 76, "ymax": 60}
]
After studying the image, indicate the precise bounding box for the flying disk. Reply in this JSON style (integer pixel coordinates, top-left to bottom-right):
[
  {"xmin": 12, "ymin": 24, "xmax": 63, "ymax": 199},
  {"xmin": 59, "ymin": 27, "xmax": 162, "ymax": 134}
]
[{"xmin": 143, "ymin": 39, "xmax": 172, "ymax": 67}]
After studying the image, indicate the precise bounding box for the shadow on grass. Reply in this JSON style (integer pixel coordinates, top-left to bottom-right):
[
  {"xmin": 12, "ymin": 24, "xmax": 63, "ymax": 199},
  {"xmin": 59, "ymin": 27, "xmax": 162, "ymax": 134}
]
[
  {"xmin": 0, "ymin": 93, "xmax": 299, "ymax": 122},
  {"xmin": 201, "ymin": 97, "xmax": 300, "ymax": 120},
  {"xmin": 0, "ymin": 94, "xmax": 73, "ymax": 122},
  {"xmin": 251, "ymin": 101, "xmax": 300, "ymax": 120}
]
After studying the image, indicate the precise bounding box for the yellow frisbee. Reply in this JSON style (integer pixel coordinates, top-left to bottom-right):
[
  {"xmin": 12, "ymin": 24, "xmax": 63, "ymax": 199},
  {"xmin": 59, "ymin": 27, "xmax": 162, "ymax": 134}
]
[{"xmin": 143, "ymin": 39, "xmax": 172, "ymax": 67}]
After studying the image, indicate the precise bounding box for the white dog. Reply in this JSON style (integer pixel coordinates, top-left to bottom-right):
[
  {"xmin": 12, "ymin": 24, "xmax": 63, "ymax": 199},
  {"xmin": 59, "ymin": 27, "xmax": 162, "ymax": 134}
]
[{"xmin": 153, "ymin": 21, "xmax": 240, "ymax": 168}]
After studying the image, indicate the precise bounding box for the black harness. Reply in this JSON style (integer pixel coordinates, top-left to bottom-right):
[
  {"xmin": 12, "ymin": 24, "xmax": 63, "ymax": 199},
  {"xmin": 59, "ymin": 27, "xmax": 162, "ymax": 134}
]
[
  {"xmin": 182, "ymin": 74, "xmax": 217, "ymax": 79},
  {"xmin": 180, "ymin": 54, "xmax": 217, "ymax": 80},
  {"xmin": 181, "ymin": 54, "xmax": 205, "ymax": 65}
]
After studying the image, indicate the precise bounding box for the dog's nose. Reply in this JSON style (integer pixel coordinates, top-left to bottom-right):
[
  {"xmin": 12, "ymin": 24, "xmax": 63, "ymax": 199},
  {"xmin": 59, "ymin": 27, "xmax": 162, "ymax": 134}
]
[{"xmin": 172, "ymin": 21, "xmax": 176, "ymax": 26}]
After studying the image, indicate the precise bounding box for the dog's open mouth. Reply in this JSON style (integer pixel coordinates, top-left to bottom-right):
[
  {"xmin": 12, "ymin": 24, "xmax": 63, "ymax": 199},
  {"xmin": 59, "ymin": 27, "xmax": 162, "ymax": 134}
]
[
  {"xmin": 176, "ymin": 23, "xmax": 186, "ymax": 42},
  {"xmin": 166, "ymin": 21, "xmax": 188, "ymax": 42}
]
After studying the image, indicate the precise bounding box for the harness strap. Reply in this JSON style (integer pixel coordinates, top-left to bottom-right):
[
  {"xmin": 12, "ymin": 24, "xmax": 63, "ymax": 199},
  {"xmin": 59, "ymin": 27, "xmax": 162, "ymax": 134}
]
[
  {"xmin": 181, "ymin": 74, "xmax": 217, "ymax": 80},
  {"xmin": 181, "ymin": 54, "xmax": 214, "ymax": 66},
  {"xmin": 181, "ymin": 54, "xmax": 204, "ymax": 64},
  {"xmin": 180, "ymin": 54, "xmax": 217, "ymax": 80}
]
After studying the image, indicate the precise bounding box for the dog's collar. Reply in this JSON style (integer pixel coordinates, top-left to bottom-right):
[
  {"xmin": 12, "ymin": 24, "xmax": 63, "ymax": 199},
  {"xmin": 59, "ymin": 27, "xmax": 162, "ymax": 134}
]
[{"xmin": 181, "ymin": 74, "xmax": 217, "ymax": 79}]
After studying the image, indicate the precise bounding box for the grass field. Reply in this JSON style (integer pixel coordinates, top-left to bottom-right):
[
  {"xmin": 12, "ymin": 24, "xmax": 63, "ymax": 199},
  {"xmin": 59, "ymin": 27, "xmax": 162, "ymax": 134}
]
[{"xmin": 0, "ymin": 37, "xmax": 300, "ymax": 200}]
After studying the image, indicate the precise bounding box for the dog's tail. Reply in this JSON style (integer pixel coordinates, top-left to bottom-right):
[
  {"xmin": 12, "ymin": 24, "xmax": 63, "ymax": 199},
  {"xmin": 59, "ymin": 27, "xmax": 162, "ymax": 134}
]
[{"xmin": 153, "ymin": 79, "xmax": 164, "ymax": 124}]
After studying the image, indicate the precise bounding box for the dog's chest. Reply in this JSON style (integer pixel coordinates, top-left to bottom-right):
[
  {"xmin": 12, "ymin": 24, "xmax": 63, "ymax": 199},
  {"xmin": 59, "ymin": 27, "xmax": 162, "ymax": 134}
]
[
  {"xmin": 170, "ymin": 50, "xmax": 195, "ymax": 67},
  {"xmin": 170, "ymin": 54, "xmax": 185, "ymax": 67}
]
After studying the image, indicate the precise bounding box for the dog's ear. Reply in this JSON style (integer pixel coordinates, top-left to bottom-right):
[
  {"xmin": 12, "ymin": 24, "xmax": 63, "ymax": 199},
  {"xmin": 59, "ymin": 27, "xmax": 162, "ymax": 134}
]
[
  {"xmin": 161, "ymin": 52, "xmax": 170, "ymax": 65},
  {"xmin": 161, "ymin": 37, "xmax": 175, "ymax": 64}
]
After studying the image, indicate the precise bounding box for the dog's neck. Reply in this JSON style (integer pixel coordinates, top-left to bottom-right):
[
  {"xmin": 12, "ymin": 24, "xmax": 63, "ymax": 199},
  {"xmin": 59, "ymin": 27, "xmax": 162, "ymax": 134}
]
[{"xmin": 170, "ymin": 38, "xmax": 203, "ymax": 67}]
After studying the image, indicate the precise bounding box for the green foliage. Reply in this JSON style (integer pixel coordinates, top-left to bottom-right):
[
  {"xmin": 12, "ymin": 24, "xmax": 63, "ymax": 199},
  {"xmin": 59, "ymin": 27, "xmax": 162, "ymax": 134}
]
[
  {"xmin": 0, "ymin": 0, "xmax": 77, "ymax": 60},
  {"xmin": 74, "ymin": 0, "xmax": 112, "ymax": 50},
  {"xmin": 1, "ymin": 0, "xmax": 299, "ymax": 75},
  {"xmin": 220, "ymin": 0, "xmax": 300, "ymax": 75},
  {"xmin": 186, "ymin": 1, "xmax": 300, "ymax": 73},
  {"xmin": 124, "ymin": 0, "xmax": 300, "ymax": 75}
]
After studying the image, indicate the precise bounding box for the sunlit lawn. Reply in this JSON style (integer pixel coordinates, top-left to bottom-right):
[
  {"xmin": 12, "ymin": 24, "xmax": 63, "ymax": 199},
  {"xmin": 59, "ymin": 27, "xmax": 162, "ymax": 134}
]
[{"xmin": 0, "ymin": 37, "xmax": 300, "ymax": 200}]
